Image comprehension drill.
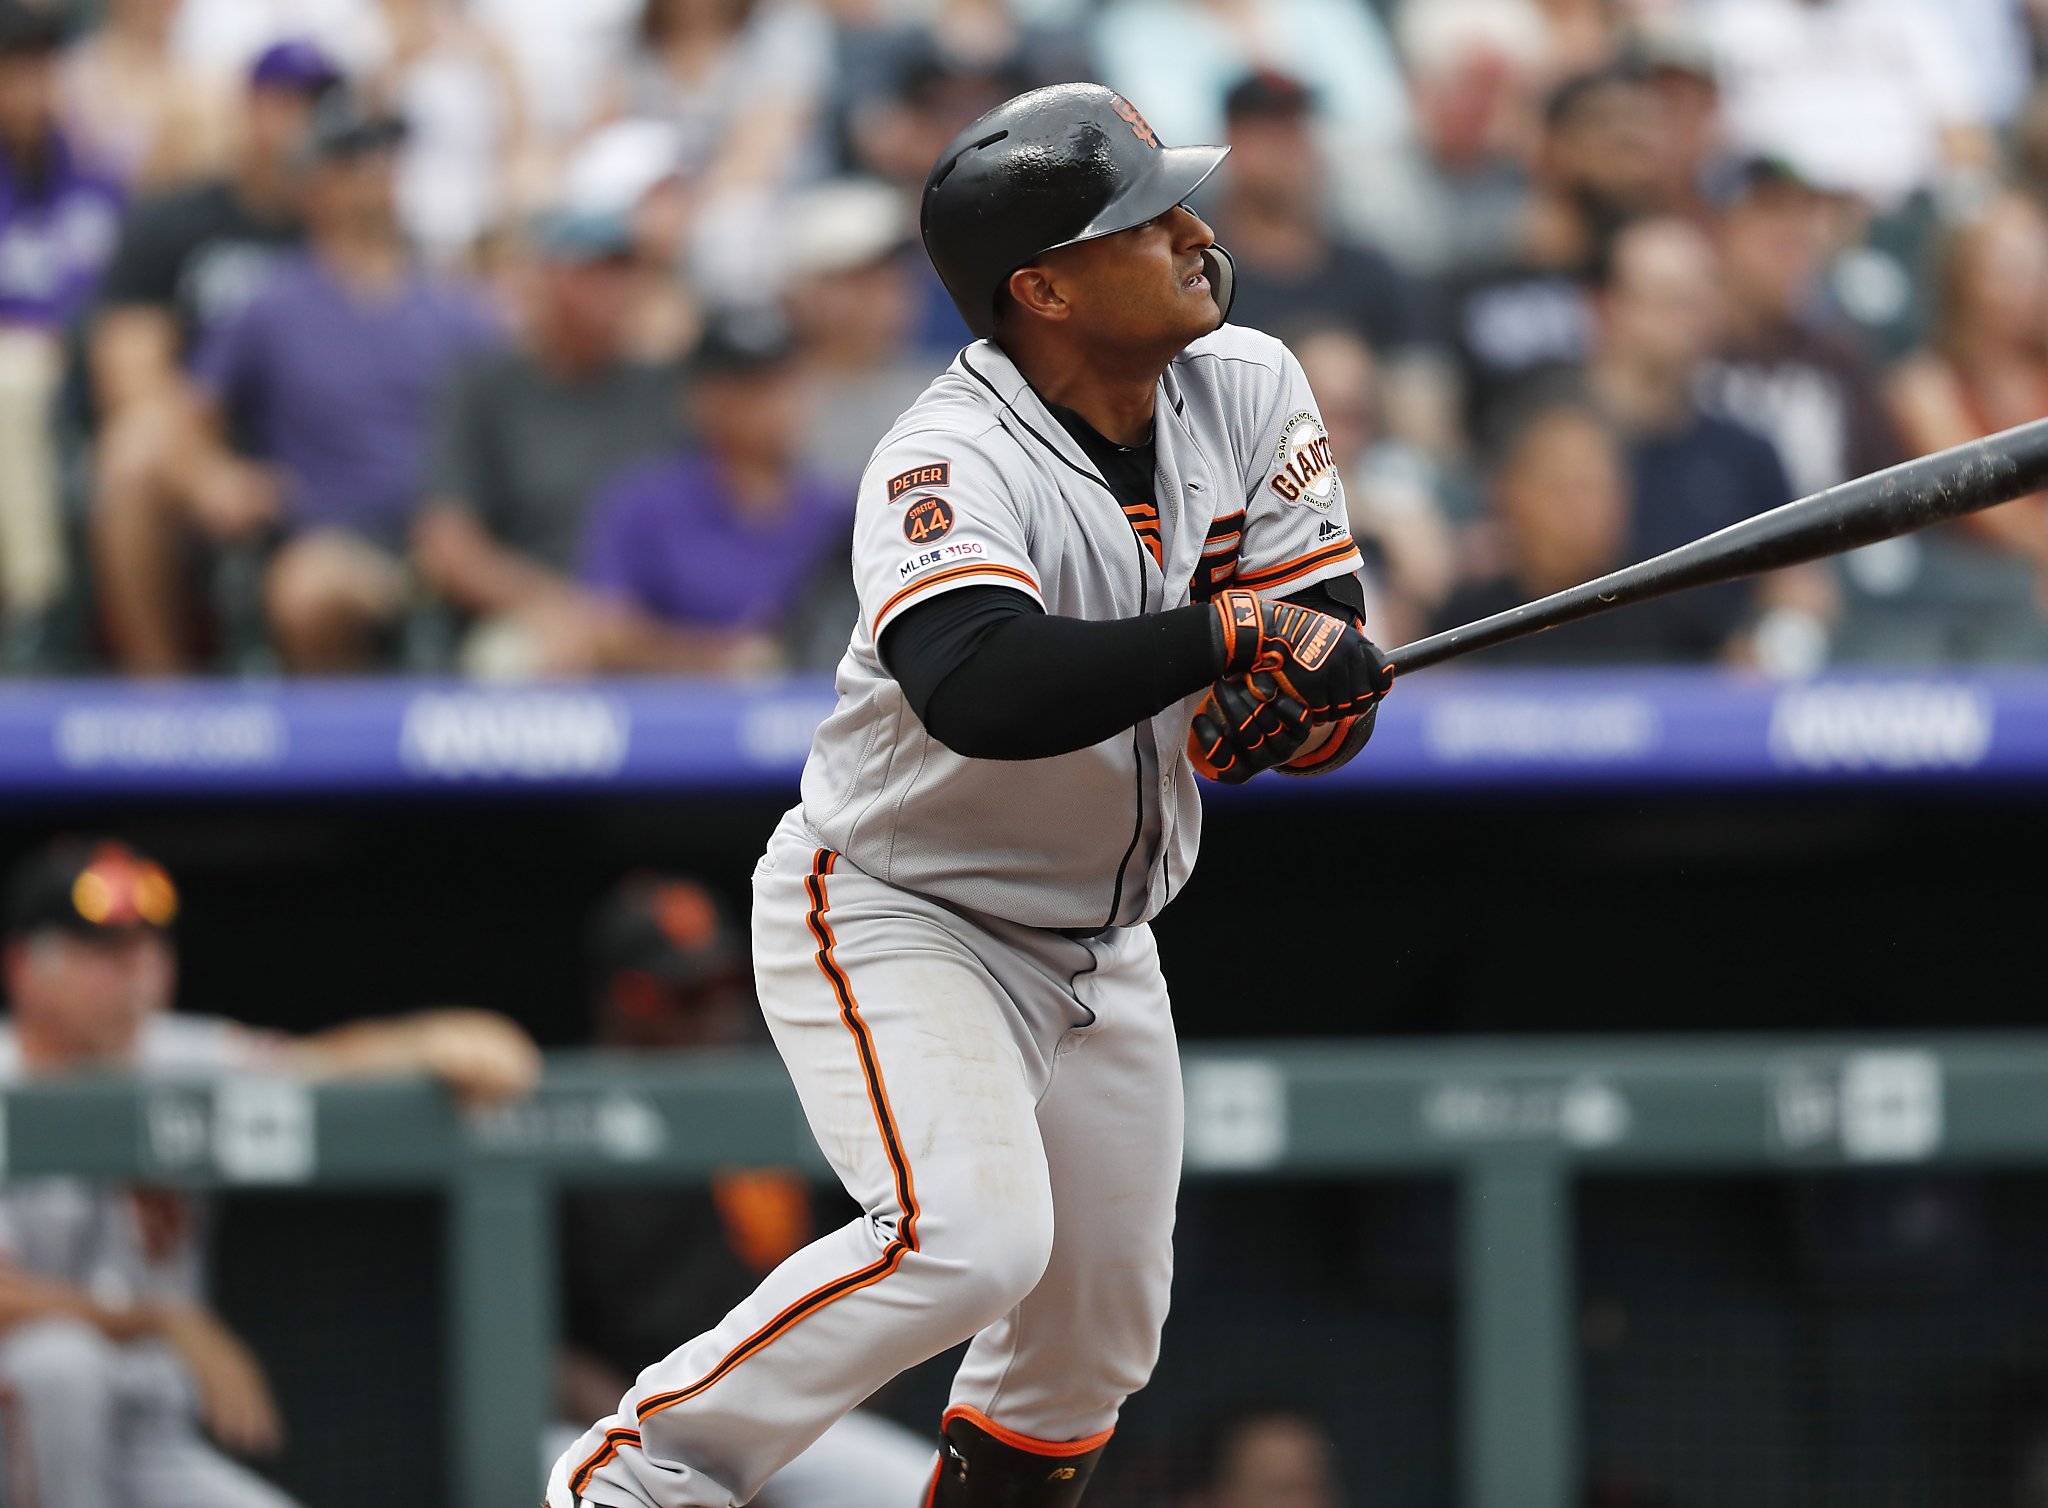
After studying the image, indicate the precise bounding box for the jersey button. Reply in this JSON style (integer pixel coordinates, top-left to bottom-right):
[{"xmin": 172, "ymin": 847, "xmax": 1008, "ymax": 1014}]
[{"xmin": 1162, "ymin": 770, "xmax": 1175, "ymax": 796}]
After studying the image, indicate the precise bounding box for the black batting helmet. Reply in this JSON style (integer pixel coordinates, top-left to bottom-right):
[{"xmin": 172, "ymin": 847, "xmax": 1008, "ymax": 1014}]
[{"xmin": 920, "ymin": 83, "xmax": 1236, "ymax": 341}]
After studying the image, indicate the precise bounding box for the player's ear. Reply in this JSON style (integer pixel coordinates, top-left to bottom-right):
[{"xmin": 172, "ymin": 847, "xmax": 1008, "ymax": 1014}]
[{"xmin": 1006, "ymin": 264, "xmax": 1069, "ymax": 324}]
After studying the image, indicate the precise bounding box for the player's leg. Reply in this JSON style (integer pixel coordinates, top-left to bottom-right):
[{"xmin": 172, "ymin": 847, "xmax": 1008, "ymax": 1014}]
[
  {"xmin": 0, "ymin": 1315, "xmax": 124, "ymax": 1508},
  {"xmin": 750, "ymin": 1408, "xmax": 937, "ymax": 1508},
  {"xmin": 931, "ymin": 923, "xmax": 1183, "ymax": 1505},
  {"xmin": 114, "ymin": 1335, "xmax": 302, "ymax": 1508},
  {"xmin": 553, "ymin": 841, "xmax": 1061, "ymax": 1508},
  {"xmin": 122, "ymin": 1434, "xmax": 301, "ymax": 1508}
]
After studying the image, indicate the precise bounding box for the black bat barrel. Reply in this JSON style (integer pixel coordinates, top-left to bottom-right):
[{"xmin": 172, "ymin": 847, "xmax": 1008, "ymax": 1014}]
[{"xmin": 1383, "ymin": 416, "xmax": 2048, "ymax": 677}]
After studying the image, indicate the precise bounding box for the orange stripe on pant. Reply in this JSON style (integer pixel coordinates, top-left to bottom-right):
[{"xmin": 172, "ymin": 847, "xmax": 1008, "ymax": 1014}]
[
  {"xmin": 577, "ymin": 850, "xmax": 922, "ymax": 1477},
  {"xmin": 569, "ymin": 1427, "xmax": 642, "ymax": 1497},
  {"xmin": 942, "ymin": 1404, "xmax": 1115, "ymax": 1457},
  {"xmin": 921, "ymin": 1407, "xmax": 1116, "ymax": 1506}
]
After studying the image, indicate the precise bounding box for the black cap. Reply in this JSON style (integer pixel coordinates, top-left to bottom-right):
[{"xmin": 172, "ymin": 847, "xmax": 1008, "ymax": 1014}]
[
  {"xmin": 921, "ymin": 82, "xmax": 1232, "ymax": 340},
  {"xmin": 1708, "ymin": 153, "xmax": 1823, "ymax": 208},
  {"xmin": 690, "ymin": 306, "xmax": 798, "ymax": 379},
  {"xmin": 306, "ymin": 90, "xmax": 408, "ymax": 161},
  {"xmin": 0, "ymin": 1, "xmax": 61, "ymax": 58},
  {"xmin": 6, "ymin": 838, "xmax": 179, "ymax": 940},
  {"xmin": 1543, "ymin": 63, "xmax": 1646, "ymax": 131},
  {"xmin": 1223, "ymin": 69, "xmax": 1315, "ymax": 123},
  {"xmin": 587, "ymin": 875, "xmax": 744, "ymax": 990}
]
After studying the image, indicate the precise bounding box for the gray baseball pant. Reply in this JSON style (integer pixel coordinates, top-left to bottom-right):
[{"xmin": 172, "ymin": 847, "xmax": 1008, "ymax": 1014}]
[
  {"xmin": 0, "ymin": 1316, "xmax": 298, "ymax": 1508},
  {"xmin": 551, "ymin": 829, "xmax": 1185, "ymax": 1507}
]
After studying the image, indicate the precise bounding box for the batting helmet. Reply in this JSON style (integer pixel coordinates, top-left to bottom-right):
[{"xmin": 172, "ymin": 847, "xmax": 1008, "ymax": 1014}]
[{"xmin": 920, "ymin": 83, "xmax": 1236, "ymax": 341}]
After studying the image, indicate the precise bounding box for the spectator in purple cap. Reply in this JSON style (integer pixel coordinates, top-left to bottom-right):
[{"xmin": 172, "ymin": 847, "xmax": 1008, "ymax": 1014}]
[
  {"xmin": 0, "ymin": 1, "xmax": 122, "ymax": 632},
  {"xmin": 89, "ymin": 37, "xmax": 341, "ymax": 674},
  {"xmin": 183, "ymin": 89, "xmax": 499, "ymax": 672},
  {"xmin": 574, "ymin": 310, "xmax": 849, "ymax": 673}
]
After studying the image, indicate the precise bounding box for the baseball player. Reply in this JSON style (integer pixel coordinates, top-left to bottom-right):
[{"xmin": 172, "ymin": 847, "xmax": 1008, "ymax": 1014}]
[
  {"xmin": 0, "ymin": 836, "xmax": 541, "ymax": 1508},
  {"xmin": 551, "ymin": 83, "xmax": 1391, "ymax": 1508}
]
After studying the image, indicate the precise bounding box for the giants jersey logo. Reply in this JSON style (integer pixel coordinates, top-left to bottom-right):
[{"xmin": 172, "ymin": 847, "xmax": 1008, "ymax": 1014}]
[
  {"xmin": 1268, "ymin": 411, "xmax": 1338, "ymax": 514},
  {"xmin": 1110, "ymin": 95, "xmax": 1160, "ymax": 149}
]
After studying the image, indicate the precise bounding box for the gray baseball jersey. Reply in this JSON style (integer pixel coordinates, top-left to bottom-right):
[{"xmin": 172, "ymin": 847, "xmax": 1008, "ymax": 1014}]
[
  {"xmin": 798, "ymin": 323, "xmax": 1363, "ymax": 932},
  {"xmin": 0, "ymin": 1015, "xmax": 300, "ymax": 1508},
  {"xmin": 551, "ymin": 324, "xmax": 1364, "ymax": 1508}
]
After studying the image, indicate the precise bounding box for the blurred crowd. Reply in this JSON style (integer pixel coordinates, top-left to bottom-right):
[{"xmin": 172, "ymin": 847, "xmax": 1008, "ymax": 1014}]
[{"xmin": 0, "ymin": 0, "xmax": 2046, "ymax": 678}]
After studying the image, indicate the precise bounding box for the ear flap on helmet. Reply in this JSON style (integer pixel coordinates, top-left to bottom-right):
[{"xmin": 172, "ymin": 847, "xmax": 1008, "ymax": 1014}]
[{"xmin": 1201, "ymin": 242, "xmax": 1236, "ymax": 326}]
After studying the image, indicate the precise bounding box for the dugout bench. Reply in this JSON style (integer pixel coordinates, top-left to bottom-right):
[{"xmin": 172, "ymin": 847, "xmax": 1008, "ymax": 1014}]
[{"xmin": 0, "ymin": 1036, "xmax": 2030, "ymax": 1508}]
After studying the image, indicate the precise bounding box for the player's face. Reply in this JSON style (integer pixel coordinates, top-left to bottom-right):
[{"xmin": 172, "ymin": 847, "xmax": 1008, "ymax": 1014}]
[
  {"xmin": 8, "ymin": 931, "xmax": 169, "ymax": 1063},
  {"xmin": 602, "ymin": 969, "xmax": 755, "ymax": 1050},
  {"xmin": 1042, "ymin": 203, "xmax": 1224, "ymax": 353}
]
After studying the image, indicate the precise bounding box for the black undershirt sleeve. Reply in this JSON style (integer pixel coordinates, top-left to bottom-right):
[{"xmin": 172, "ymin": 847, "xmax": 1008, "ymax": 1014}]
[
  {"xmin": 879, "ymin": 575, "xmax": 1368, "ymax": 761},
  {"xmin": 882, "ymin": 587, "xmax": 1221, "ymax": 760}
]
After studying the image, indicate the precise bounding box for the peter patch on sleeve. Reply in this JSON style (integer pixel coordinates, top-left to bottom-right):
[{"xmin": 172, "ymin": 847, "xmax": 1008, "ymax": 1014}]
[
  {"xmin": 1266, "ymin": 411, "xmax": 1339, "ymax": 514},
  {"xmin": 857, "ymin": 443, "xmax": 1042, "ymax": 638},
  {"xmin": 886, "ymin": 462, "xmax": 951, "ymax": 501}
]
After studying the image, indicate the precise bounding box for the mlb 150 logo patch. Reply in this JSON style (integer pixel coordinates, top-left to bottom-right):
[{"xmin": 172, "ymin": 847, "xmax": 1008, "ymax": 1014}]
[
  {"xmin": 895, "ymin": 539, "xmax": 985, "ymax": 581},
  {"xmin": 904, "ymin": 496, "xmax": 955, "ymax": 544}
]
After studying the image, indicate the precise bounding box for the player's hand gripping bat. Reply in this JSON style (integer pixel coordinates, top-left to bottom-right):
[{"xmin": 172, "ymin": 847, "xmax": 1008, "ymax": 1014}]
[{"xmin": 1379, "ymin": 417, "xmax": 2048, "ymax": 677}]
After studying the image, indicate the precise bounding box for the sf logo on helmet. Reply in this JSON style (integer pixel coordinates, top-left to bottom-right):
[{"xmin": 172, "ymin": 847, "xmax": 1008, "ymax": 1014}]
[{"xmin": 1110, "ymin": 95, "xmax": 1159, "ymax": 149}]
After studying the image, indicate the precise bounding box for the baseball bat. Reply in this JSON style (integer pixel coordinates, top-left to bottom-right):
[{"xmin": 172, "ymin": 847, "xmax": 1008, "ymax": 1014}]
[{"xmin": 1381, "ymin": 416, "xmax": 2048, "ymax": 677}]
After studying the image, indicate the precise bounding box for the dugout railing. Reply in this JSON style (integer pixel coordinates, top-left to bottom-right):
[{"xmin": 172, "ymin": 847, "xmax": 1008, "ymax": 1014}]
[{"xmin": 0, "ymin": 1036, "xmax": 2024, "ymax": 1508}]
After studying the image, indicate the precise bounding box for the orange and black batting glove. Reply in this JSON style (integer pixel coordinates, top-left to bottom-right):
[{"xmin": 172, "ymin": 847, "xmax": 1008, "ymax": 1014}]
[
  {"xmin": 1208, "ymin": 588, "xmax": 1393, "ymax": 723},
  {"xmin": 1188, "ymin": 671, "xmax": 1314, "ymax": 784}
]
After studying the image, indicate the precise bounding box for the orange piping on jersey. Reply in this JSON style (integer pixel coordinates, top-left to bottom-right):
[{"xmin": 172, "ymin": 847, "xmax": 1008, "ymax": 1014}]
[
  {"xmin": 1235, "ymin": 539, "xmax": 1362, "ymax": 593},
  {"xmin": 873, "ymin": 564, "xmax": 1041, "ymax": 634},
  {"xmin": 922, "ymin": 1455, "xmax": 944, "ymax": 1507},
  {"xmin": 942, "ymin": 1404, "xmax": 1115, "ymax": 1456},
  {"xmin": 569, "ymin": 1426, "xmax": 642, "ymax": 1495},
  {"xmin": 631, "ymin": 850, "xmax": 922, "ymax": 1426}
]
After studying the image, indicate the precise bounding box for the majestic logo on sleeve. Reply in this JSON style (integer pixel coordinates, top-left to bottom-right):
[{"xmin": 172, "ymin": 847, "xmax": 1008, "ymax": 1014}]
[
  {"xmin": 1268, "ymin": 411, "xmax": 1339, "ymax": 514},
  {"xmin": 887, "ymin": 463, "xmax": 950, "ymax": 501},
  {"xmin": 903, "ymin": 495, "xmax": 955, "ymax": 544}
]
